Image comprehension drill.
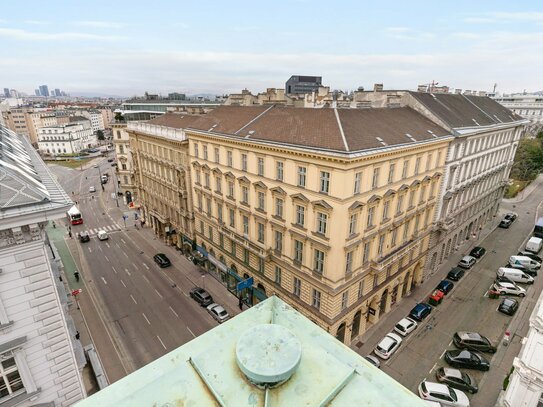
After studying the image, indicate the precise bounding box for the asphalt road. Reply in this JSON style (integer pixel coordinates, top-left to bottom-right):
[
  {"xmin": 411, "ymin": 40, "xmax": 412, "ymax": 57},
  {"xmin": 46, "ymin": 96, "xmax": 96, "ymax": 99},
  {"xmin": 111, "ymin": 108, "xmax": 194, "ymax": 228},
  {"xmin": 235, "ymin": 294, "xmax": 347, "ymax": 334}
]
[
  {"xmin": 49, "ymin": 158, "xmax": 233, "ymax": 379},
  {"xmin": 357, "ymin": 182, "xmax": 543, "ymax": 406}
]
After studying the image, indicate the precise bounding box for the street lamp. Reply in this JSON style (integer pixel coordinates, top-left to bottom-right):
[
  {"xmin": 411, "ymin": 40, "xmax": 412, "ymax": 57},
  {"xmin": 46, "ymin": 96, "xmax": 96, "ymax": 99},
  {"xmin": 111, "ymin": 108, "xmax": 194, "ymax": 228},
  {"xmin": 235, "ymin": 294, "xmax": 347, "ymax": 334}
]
[{"xmin": 97, "ymin": 164, "xmax": 104, "ymax": 191}]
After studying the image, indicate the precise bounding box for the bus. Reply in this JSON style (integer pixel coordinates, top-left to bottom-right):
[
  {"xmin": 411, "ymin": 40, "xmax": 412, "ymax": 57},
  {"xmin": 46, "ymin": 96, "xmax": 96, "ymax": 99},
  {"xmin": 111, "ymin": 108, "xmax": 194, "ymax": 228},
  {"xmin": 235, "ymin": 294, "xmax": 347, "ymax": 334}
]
[
  {"xmin": 67, "ymin": 205, "xmax": 83, "ymax": 225},
  {"xmin": 534, "ymin": 217, "xmax": 543, "ymax": 239}
]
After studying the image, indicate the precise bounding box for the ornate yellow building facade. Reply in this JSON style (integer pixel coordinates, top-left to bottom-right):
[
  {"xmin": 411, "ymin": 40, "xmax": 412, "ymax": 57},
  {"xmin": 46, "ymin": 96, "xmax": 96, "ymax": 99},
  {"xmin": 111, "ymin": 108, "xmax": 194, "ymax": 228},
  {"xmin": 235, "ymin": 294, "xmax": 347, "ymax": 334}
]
[{"xmin": 185, "ymin": 106, "xmax": 452, "ymax": 344}]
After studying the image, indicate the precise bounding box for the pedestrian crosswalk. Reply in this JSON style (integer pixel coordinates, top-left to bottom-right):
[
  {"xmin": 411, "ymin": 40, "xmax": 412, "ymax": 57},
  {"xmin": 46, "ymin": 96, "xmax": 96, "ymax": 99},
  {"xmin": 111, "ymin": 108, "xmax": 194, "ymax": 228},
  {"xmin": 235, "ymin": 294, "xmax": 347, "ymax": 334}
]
[{"xmin": 80, "ymin": 224, "xmax": 122, "ymax": 236}]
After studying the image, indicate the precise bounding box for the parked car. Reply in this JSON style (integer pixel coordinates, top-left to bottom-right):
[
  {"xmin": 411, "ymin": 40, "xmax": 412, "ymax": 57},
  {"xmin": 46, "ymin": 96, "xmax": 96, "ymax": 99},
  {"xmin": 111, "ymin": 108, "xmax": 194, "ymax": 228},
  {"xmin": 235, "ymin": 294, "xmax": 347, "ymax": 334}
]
[
  {"xmin": 93, "ymin": 164, "xmax": 99, "ymax": 168},
  {"xmin": 78, "ymin": 231, "xmax": 90, "ymax": 243},
  {"xmin": 469, "ymin": 246, "xmax": 486, "ymax": 259},
  {"xmin": 525, "ymin": 237, "xmax": 543, "ymax": 254},
  {"xmin": 409, "ymin": 303, "xmax": 432, "ymax": 321},
  {"xmin": 499, "ymin": 218, "xmax": 512, "ymax": 228},
  {"xmin": 206, "ymin": 303, "xmax": 230, "ymax": 323},
  {"xmin": 517, "ymin": 251, "xmax": 543, "ymax": 263},
  {"xmin": 107, "ymin": 158, "xmax": 114, "ymax": 162},
  {"xmin": 492, "ymin": 281, "xmax": 526, "ymax": 297},
  {"xmin": 458, "ymin": 256, "xmax": 476, "ymax": 269},
  {"xmin": 153, "ymin": 253, "xmax": 171, "ymax": 268},
  {"xmin": 444, "ymin": 349, "xmax": 490, "ymax": 371},
  {"xmin": 89, "ymin": 186, "xmax": 96, "ymax": 193},
  {"xmin": 190, "ymin": 287, "xmax": 214, "ymax": 307},
  {"xmin": 374, "ymin": 332, "xmax": 403, "ymax": 360},
  {"xmin": 497, "ymin": 267, "xmax": 534, "ymax": 285},
  {"xmin": 111, "ymin": 162, "xmax": 118, "ymax": 167},
  {"xmin": 498, "ymin": 298, "xmax": 519, "ymax": 316},
  {"xmin": 504, "ymin": 212, "xmax": 518, "ymax": 222},
  {"xmin": 436, "ymin": 367, "xmax": 478, "ymax": 394},
  {"xmin": 509, "ymin": 255, "xmax": 541, "ymax": 271},
  {"xmin": 394, "ymin": 317, "xmax": 418, "ymax": 337},
  {"xmin": 97, "ymin": 230, "xmax": 108, "ymax": 241},
  {"xmin": 447, "ymin": 267, "xmax": 465, "ymax": 281},
  {"xmin": 418, "ymin": 381, "xmax": 470, "ymax": 407},
  {"xmin": 453, "ymin": 332, "xmax": 496, "ymax": 353},
  {"xmin": 364, "ymin": 355, "xmax": 381, "ymax": 368},
  {"xmin": 436, "ymin": 280, "xmax": 454, "ymax": 295}
]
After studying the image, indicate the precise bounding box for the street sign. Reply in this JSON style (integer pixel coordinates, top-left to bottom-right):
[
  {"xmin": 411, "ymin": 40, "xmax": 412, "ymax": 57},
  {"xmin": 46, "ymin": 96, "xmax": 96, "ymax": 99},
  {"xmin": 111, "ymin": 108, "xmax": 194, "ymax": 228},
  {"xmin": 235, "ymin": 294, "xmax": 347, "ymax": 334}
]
[
  {"xmin": 71, "ymin": 289, "xmax": 82, "ymax": 296},
  {"xmin": 368, "ymin": 307, "xmax": 376, "ymax": 316},
  {"xmin": 237, "ymin": 277, "xmax": 254, "ymax": 292}
]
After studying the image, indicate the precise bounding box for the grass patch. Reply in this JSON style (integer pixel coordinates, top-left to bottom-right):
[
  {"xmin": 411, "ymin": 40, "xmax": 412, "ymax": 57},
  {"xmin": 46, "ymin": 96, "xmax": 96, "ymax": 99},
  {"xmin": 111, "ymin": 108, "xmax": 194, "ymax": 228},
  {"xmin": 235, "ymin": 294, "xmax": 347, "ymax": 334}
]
[
  {"xmin": 503, "ymin": 366, "xmax": 515, "ymax": 390},
  {"xmin": 47, "ymin": 159, "xmax": 91, "ymax": 169},
  {"xmin": 504, "ymin": 180, "xmax": 530, "ymax": 199}
]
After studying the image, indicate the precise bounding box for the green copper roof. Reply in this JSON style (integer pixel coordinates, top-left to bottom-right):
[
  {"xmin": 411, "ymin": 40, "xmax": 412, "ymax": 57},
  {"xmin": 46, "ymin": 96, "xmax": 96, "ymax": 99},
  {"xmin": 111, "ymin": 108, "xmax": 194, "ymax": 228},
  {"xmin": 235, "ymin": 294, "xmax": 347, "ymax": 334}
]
[{"xmin": 77, "ymin": 296, "xmax": 425, "ymax": 406}]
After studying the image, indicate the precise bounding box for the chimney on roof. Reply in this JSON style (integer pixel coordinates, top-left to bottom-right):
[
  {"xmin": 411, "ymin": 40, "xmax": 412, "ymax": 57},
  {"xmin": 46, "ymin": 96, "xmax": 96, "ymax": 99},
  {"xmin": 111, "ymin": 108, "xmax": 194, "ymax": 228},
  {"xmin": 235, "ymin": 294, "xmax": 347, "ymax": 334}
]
[
  {"xmin": 417, "ymin": 85, "xmax": 428, "ymax": 92},
  {"xmin": 478, "ymin": 91, "xmax": 487, "ymax": 97},
  {"xmin": 455, "ymin": 89, "xmax": 462, "ymax": 94},
  {"xmin": 373, "ymin": 83, "xmax": 384, "ymax": 92},
  {"xmin": 463, "ymin": 90, "xmax": 472, "ymax": 95}
]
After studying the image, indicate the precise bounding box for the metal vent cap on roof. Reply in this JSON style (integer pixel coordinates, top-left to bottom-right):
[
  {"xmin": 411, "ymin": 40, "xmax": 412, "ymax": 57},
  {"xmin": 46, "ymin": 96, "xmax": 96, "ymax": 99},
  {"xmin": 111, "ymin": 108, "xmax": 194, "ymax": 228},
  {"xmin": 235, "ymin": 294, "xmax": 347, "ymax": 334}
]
[{"xmin": 236, "ymin": 324, "xmax": 302, "ymax": 389}]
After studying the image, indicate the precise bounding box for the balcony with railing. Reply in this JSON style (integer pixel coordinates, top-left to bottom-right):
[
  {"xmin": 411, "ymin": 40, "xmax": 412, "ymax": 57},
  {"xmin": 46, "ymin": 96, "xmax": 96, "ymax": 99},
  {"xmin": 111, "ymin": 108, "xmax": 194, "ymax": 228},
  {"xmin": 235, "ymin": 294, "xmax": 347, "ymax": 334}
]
[{"xmin": 127, "ymin": 122, "xmax": 187, "ymax": 143}]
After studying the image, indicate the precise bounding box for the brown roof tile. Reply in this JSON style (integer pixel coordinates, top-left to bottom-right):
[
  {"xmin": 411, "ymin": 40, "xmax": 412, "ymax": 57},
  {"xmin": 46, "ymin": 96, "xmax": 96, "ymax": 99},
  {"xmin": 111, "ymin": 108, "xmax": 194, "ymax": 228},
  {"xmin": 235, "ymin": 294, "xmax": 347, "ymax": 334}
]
[
  {"xmin": 189, "ymin": 106, "xmax": 269, "ymax": 134},
  {"xmin": 147, "ymin": 113, "xmax": 203, "ymax": 129}
]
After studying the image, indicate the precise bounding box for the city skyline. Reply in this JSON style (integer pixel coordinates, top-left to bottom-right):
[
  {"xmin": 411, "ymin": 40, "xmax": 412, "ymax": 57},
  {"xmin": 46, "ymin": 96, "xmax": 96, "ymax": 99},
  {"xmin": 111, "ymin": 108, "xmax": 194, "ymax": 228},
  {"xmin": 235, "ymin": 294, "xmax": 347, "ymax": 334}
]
[{"xmin": 0, "ymin": 0, "xmax": 542, "ymax": 96}]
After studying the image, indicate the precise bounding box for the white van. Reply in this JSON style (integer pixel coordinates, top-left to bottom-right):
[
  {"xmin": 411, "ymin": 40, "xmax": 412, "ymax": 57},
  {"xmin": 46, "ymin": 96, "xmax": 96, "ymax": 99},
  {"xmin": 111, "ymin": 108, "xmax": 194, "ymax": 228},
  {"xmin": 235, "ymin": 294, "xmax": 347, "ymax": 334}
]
[
  {"xmin": 510, "ymin": 255, "xmax": 541, "ymax": 270},
  {"xmin": 526, "ymin": 237, "xmax": 543, "ymax": 254},
  {"xmin": 497, "ymin": 267, "xmax": 534, "ymax": 285}
]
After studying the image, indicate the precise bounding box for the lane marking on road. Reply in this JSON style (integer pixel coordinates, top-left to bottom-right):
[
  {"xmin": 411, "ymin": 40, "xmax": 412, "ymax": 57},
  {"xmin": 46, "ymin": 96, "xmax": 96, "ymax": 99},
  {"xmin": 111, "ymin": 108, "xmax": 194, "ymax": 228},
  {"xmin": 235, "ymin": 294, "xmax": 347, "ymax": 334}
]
[
  {"xmin": 429, "ymin": 363, "xmax": 437, "ymax": 374},
  {"xmin": 98, "ymin": 246, "xmax": 103, "ymax": 252},
  {"xmin": 104, "ymin": 255, "xmax": 109, "ymax": 262},
  {"xmin": 142, "ymin": 275, "xmax": 150, "ymax": 284},
  {"xmin": 88, "ymin": 247, "xmax": 92, "ymax": 253},
  {"xmin": 143, "ymin": 263, "xmax": 149, "ymax": 270},
  {"xmin": 169, "ymin": 306, "xmax": 179, "ymax": 318},
  {"xmin": 123, "ymin": 252, "xmax": 129, "ymax": 258},
  {"xmin": 130, "ymin": 294, "xmax": 137, "ymax": 304},
  {"xmin": 120, "ymin": 279, "xmax": 127, "ymax": 288},
  {"xmin": 125, "ymin": 268, "xmax": 131, "ymax": 276},
  {"xmin": 439, "ymin": 350, "xmax": 446, "ymax": 359},
  {"xmin": 448, "ymin": 340, "xmax": 453, "ymax": 347},
  {"xmin": 101, "ymin": 277, "xmax": 107, "ymax": 285},
  {"xmin": 132, "ymin": 263, "xmax": 138, "ymax": 270},
  {"xmin": 121, "ymin": 238, "xmax": 126, "ymax": 244},
  {"xmin": 187, "ymin": 327, "xmax": 196, "ymax": 338},
  {"xmin": 105, "ymin": 242, "xmax": 110, "ymax": 248},
  {"xmin": 142, "ymin": 313, "xmax": 151, "ymax": 325},
  {"xmin": 157, "ymin": 335, "xmax": 167, "ymax": 350},
  {"xmin": 112, "ymin": 266, "xmax": 117, "ymax": 274},
  {"xmin": 155, "ymin": 289, "xmax": 163, "ymax": 299},
  {"xmin": 115, "ymin": 243, "xmax": 120, "ymax": 249}
]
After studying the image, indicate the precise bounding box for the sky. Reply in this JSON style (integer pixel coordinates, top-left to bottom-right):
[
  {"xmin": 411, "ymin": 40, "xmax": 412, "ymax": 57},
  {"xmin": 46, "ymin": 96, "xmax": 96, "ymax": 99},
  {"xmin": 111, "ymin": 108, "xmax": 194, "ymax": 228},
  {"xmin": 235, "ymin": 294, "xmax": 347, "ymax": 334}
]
[{"xmin": 0, "ymin": 0, "xmax": 542, "ymax": 97}]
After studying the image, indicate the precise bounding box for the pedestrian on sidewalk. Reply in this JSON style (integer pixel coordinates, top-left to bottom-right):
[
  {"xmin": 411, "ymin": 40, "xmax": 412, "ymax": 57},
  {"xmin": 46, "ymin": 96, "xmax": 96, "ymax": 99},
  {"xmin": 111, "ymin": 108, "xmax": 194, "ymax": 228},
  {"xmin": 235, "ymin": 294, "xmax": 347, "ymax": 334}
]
[
  {"xmin": 74, "ymin": 271, "xmax": 80, "ymax": 282},
  {"xmin": 238, "ymin": 295, "xmax": 243, "ymax": 311},
  {"xmin": 68, "ymin": 231, "xmax": 72, "ymax": 238},
  {"xmin": 75, "ymin": 331, "xmax": 80, "ymax": 340}
]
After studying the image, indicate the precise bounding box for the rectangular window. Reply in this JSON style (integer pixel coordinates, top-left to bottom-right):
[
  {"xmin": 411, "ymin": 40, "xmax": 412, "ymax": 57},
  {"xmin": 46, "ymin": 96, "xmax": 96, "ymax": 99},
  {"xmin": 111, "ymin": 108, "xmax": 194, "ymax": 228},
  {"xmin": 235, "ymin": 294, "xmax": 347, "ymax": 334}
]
[
  {"xmin": 229, "ymin": 208, "xmax": 235, "ymax": 227},
  {"xmin": 243, "ymin": 216, "xmax": 249, "ymax": 236},
  {"xmin": 358, "ymin": 280, "xmax": 364, "ymax": 299},
  {"xmin": 367, "ymin": 207, "xmax": 375, "ymax": 228},
  {"xmin": 275, "ymin": 266, "xmax": 282, "ymax": 285},
  {"xmin": 204, "ymin": 172, "xmax": 210, "ymax": 188},
  {"xmin": 314, "ymin": 249, "xmax": 325, "ymax": 273},
  {"xmin": 228, "ymin": 181, "xmax": 234, "ymax": 198},
  {"xmin": 206, "ymin": 198, "xmax": 211, "ymax": 216},
  {"xmin": 426, "ymin": 154, "xmax": 432, "ymax": 171},
  {"xmin": 258, "ymin": 157, "xmax": 264, "ymax": 176},
  {"xmin": 341, "ymin": 291, "xmax": 349, "ymax": 310},
  {"xmin": 257, "ymin": 222, "xmax": 265, "ymax": 243},
  {"xmin": 396, "ymin": 194, "xmax": 404, "ymax": 214},
  {"xmin": 217, "ymin": 203, "xmax": 223, "ymax": 222},
  {"xmin": 414, "ymin": 157, "xmax": 421, "ymax": 175},
  {"xmin": 195, "ymin": 170, "xmax": 201, "ymax": 185},
  {"xmin": 215, "ymin": 176, "xmax": 222, "ymax": 193},
  {"xmin": 346, "ymin": 251, "xmax": 353, "ymax": 274},
  {"xmin": 354, "ymin": 172, "xmax": 362, "ymax": 194},
  {"xmin": 391, "ymin": 227, "xmax": 398, "ymax": 247},
  {"xmin": 231, "ymin": 240, "xmax": 236, "ymax": 256},
  {"xmin": 242, "ymin": 186, "xmax": 249, "ymax": 203},
  {"xmin": 203, "ymin": 145, "xmax": 208, "ymax": 160},
  {"xmin": 312, "ymin": 289, "xmax": 321, "ymax": 310},
  {"xmin": 194, "ymin": 143, "xmax": 199, "ymax": 157},
  {"xmin": 258, "ymin": 257, "xmax": 264, "ymax": 274},
  {"xmin": 294, "ymin": 240, "xmax": 304, "ymax": 262},
  {"xmin": 316, "ymin": 212, "xmax": 328, "ymax": 234},
  {"xmin": 258, "ymin": 192, "xmax": 265, "ymax": 210},
  {"xmin": 214, "ymin": 147, "xmax": 220, "ymax": 163},
  {"xmin": 403, "ymin": 220, "xmax": 411, "ymax": 241},
  {"xmin": 293, "ymin": 277, "xmax": 301, "ymax": 297},
  {"xmin": 199, "ymin": 220, "xmax": 204, "ymax": 232},
  {"xmin": 419, "ymin": 186, "xmax": 426, "ymax": 203},
  {"xmin": 208, "ymin": 225, "xmax": 213, "ymax": 239},
  {"xmin": 372, "ymin": 168, "xmax": 380, "ymax": 189},
  {"xmin": 377, "ymin": 235, "xmax": 385, "ymax": 256},
  {"xmin": 241, "ymin": 153, "xmax": 248, "ymax": 171},
  {"xmin": 320, "ymin": 171, "xmax": 330, "ymax": 194},
  {"xmin": 402, "ymin": 160, "xmax": 409, "ymax": 179},
  {"xmin": 227, "ymin": 151, "xmax": 233, "ymax": 167},
  {"xmin": 382, "ymin": 201, "xmax": 390, "ymax": 221},
  {"xmin": 219, "ymin": 234, "xmax": 224, "ymax": 248},
  {"xmin": 296, "ymin": 205, "xmax": 305, "ymax": 226},
  {"xmin": 275, "ymin": 198, "xmax": 284, "ymax": 218},
  {"xmin": 408, "ymin": 190, "xmax": 415, "ymax": 208},
  {"xmin": 244, "ymin": 248, "xmax": 250, "ymax": 264},
  {"xmin": 0, "ymin": 355, "xmax": 24, "ymax": 400},
  {"xmin": 388, "ymin": 163, "xmax": 395, "ymax": 183},
  {"xmin": 276, "ymin": 161, "xmax": 284, "ymax": 181},
  {"xmin": 274, "ymin": 230, "xmax": 283, "ymax": 252},
  {"xmin": 363, "ymin": 241, "xmax": 371, "ymax": 263},
  {"xmin": 349, "ymin": 214, "xmax": 358, "ymax": 235},
  {"xmin": 197, "ymin": 195, "xmax": 203, "ymax": 211},
  {"xmin": 297, "ymin": 166, "xmax": 307, "ymax": 187}
]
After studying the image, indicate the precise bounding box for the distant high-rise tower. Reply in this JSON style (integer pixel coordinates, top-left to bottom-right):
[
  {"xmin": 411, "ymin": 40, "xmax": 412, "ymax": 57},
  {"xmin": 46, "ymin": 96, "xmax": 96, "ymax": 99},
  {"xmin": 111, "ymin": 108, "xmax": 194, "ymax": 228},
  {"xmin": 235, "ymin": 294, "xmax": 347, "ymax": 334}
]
[
  {"xmin": 54, "ymin": 88, "xmax": 61, "ymax": 96},
  {"xmin": 3, "ymin": 88, "xmax": 9, "ymax": 98},
  {"xmin": 39, "ymin": 84, "xmax": 49, "ymax": 97},
  {"xmin": 285, "ymin": 75, "xmax": 322, "ymax": 94},
  {"xmin": 35, "ymin": 89, "xmax": 41, "ymax": 96}
]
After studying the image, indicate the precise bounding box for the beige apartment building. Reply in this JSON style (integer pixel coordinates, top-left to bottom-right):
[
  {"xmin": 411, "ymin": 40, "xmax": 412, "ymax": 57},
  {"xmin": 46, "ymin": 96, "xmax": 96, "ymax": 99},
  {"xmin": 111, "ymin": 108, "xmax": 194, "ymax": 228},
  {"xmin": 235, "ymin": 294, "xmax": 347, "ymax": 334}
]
[
  {"xmin": 2, "ymin": 108, "xmax": 59, "ymax": 145},
  {"xmin": 184, "ymin": 105, "xmax": 451, "ymax": 344},
  {"xmin": 127, "ymin": 114, "xmax": 199, "ymax": 247}
]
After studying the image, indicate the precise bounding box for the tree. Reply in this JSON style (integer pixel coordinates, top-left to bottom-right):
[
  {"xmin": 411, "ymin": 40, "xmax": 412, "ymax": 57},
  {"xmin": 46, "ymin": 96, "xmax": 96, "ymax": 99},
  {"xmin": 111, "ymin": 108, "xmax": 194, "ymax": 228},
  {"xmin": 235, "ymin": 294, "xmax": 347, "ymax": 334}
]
[
  {"xmin": 114, "ymin": 112, "xmax": 124, "ymax": 122},
  {"xmin": 511, "ymin": 138, "xmax": 543, "ymax": 181},
  {"xmin": 96, "ymin": 130, "xmax": 105, "ymax": 141}
]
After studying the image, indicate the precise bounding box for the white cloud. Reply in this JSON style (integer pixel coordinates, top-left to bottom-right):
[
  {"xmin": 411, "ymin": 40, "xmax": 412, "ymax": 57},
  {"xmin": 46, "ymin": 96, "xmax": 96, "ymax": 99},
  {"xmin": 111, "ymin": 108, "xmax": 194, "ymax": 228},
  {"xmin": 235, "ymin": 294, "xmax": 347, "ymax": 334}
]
[
  {"xmin": 384, "ymin": 27, "xmax": 435, "ymax": 41},
  {"xmin": 24, "ymin": 20, "xmax": 50, "ymax": 25},
  {"xmin": 73, "ymin": 21, "xmax": 124, "ymax": 29},
  {"xmin": 385, "ymin": 27, "xmax": 410, "ymax": 33},
  {"xmin": 465, "ymin": 12, "xmax": 543, "ymax": 24},
  {"xmin": 0, "ymin": 28, "xmax": 126, "ymax": 41}
]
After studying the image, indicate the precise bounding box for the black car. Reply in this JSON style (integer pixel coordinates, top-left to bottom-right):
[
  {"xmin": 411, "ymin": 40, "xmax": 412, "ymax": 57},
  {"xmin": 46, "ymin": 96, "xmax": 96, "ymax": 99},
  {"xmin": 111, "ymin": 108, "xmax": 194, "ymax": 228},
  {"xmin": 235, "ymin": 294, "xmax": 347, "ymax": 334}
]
[
  {"xmin": 153, "ymin": 253, "xmax": 171, "ymax": 268},
  {"xmin": 498, "ymin": 298, "xmax": 519, "ymax": 316},
  {"xmin": 107, "ymin": 158, "xmax": 114, "ymax": 162},
  {"xmin": 470, "ymin": 246, "xmax": 486, "ymax": 259},
  {"xmin": 444, "ymin": 349, "xmax": 490, "ymax": 371},
  {"xmin": 78, "ymin": 231, "xmax": 90, "ymax": 243},
  {"xmin": 453, "ymin": 332, "xmax": 496, "ymax": 353},
  {"xmin": 409, "ymin": 303, "xmax": 432, "ymax": 321},
  {"xmin": 436, "ymin": 280, "xmax": 454, "ymax": 295},
  {"xmin": 436, "ymin": 367, "xmax": 478, "ymax": 394},
  {"xmin": 518, "ymin": 251, "xmax": 543, "ymax": 263},
  {"xmin": 190, "ymin": 287, "xmax": 213, "ymax": 307},
  {"xmin": 504, "ymin": 213, "xmax": 517, "ymax": 222},
  {"xmin": 447, "ymin": 267, "xmax": 465, "ymax": 281}
]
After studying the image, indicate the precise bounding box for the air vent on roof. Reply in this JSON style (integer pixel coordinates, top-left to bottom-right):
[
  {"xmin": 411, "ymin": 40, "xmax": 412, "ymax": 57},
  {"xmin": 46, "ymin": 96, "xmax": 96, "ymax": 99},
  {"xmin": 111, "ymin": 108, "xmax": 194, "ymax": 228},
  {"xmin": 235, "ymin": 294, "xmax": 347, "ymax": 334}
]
[
  {"xmin": 472, "ymin": 119, "xmax": 480, "ymax": 126},
  {"xmin": 236, "ymin": 324, "xmax": 301, "ymax": 389},
  {"xmin": 375, "ymin": 137, "xmax": 387, "ymax": 146},
  {"xmin": 493, "ymin": 114, "xmax": 503, "ymax": 123},
  {"xmin": 405, "ymin": 133, "xmax": 417, "ymax": 142},
  {"xmin": 427, "ymin": 130, "xmax": 438, "ymax": 138},
  {"xmin": 208, "ymin": 124, "xmax": 217, "ymax": 132}
]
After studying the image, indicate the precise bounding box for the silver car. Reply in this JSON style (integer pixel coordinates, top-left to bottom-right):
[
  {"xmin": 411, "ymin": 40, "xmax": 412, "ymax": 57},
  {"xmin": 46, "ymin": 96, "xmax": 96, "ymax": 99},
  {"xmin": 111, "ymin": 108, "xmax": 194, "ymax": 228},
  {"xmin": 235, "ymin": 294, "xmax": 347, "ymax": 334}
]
[{"xmin": 206, "ymin": 303, "xmax": 230, "ymax": 323}]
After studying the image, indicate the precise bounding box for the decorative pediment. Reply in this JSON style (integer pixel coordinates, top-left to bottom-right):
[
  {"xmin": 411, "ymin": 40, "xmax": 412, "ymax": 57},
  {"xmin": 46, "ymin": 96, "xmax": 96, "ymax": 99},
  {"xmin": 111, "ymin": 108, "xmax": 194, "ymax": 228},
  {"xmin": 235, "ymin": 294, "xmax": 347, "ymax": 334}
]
[
  {"xmin": 367, "ymin": 194, "xmax": 381, "ymax": 204},
  {"xmin": 432, "ymin": 172, "xmax": 442, "ymax": 179},
  {"xmin": 422, "ymin": 175, "xmax": 432, "ymax": 183},
  {"xmin": 291, "ymin": 193, "xmax": 309, "ymax": 203},
  {"xmin": 410, "ymin": 179, "xmax": 420, "ymax": 187},
  {"xmin": 212, "ymin": 167, "xmax": 222, "ymax": 174},
  {"xmin": 312, "ymin": 200, "xmax": 333, "ymax": 210},
  {"xmin": 201, "ymin": 164, "xmax": 210, "ymax": 171},
  {"xmin": 192, "ymin": 161, "xmax": 201, "ymax": 168},
  {"xmin": 253, "ymin": 181, "xmax": 268, "ymax": 190},
  {"xmin": 383, "ymin": 189, "xmax": 396, "ymax": 198},
  {"xmin": 349, "ymin": 201, "xmax": 364, "ymax": 211},
  {"xmin": 223, "ymin": 171, "xmax": 235, "ymax": 179},
  {"xmin": 443, "ymin": 191, "xmax": 453, "ymax": 200},
  {"xmin": 398, "ymin": 184, "xmax": 409, "ymax": 192},
  {"xmin": 270, "ymin": 186, "xmax": 286, "ymax": 195},
  {"xmin": 237, "ymin": 176, "xmax": 250, "ymax": 184}
]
